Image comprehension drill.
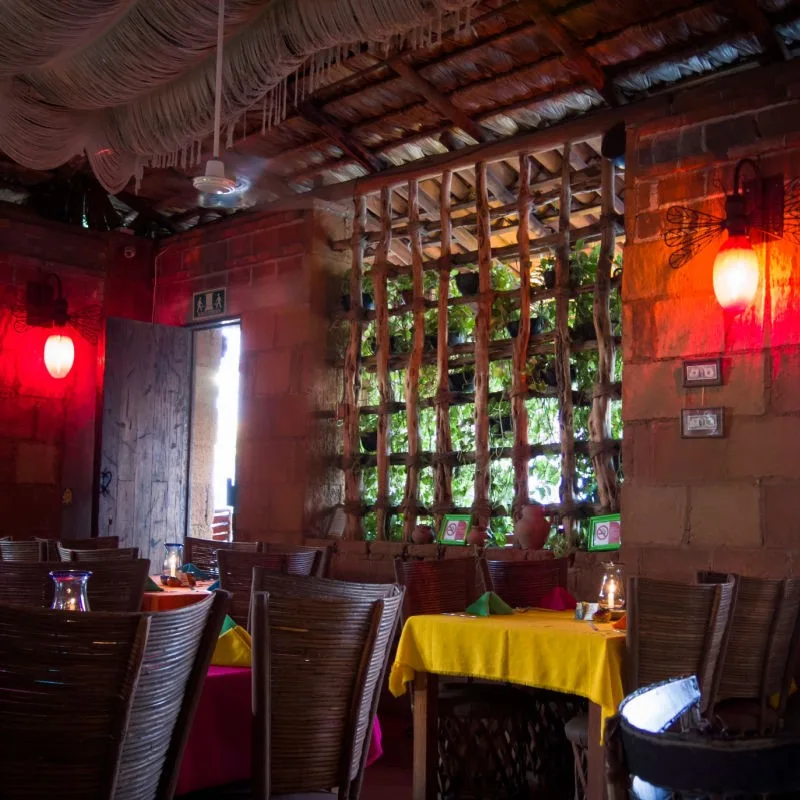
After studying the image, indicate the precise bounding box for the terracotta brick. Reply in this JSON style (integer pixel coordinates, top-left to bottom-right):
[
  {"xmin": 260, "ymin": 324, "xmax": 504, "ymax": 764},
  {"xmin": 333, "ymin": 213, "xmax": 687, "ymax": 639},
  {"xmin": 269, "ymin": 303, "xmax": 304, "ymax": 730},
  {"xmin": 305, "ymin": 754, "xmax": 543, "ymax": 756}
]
[
  {"xmin": 34, "ymin": 399, "xmax": 66, "ymax": 444},
  {"xmin": 227, "ymin": 233, "xmax": 253, "ymax": 262},
  {"xmin": 623, "ymin": 240, "xmax": 671, "ymax": 301},
  {"xmin": 635, "ymin": 211, "xmax": 662, "ymax": 242},
  {"xmin": 657, "ymin": 170, "xmax": 708, "ymax": 206},
  {"xmin": 622, "ymin": 360, "xmax": 683, "ymax": 422},
  {"xmin": 652, "ymin": 295, "xmax": 724, "ymax": 359},
  {"xmin": 621, "ymin": 300, "xmax": 656, "ymax": 362},
  {"xmin": 728, "ymin": 416, "xmax": 800, "ymax": 479},
  {"xmin": 253, "ymin": 350, "xmax": 292, "ymax": 396},
  {"xmin": 634, "ymin": 181, "xmax": 655, "ymax": 213},
  {"xmin": 638, "ymin": 545, "xmax": 712, "ymax": 582},
  {"xmin": 241, "ymin": 311, "xmax": 276, "ymax": 353},
  {"xmin": 622, "ymin": 484, "xmax": 687, "ymax": 545},
  {"xmin": 763, "ymin": 481, "xmax": 800, "ymax": 548},
  {"xmin": 711, "ymin": 547, "xmax": 792, "ymax": 579},
  {"xmin": 756, "ymin": 102, "xmax": 800, "ymax": 141},
  {"xmin": 772, "ymin": 347, "xmax": 800, "ymax": 413},
  {"xmin": 689, "ymin": 482, "xmax": 761, "ymax": 547},
  {"xmin": 705, "ymin": 113, "xmax": 758, "ymax": 157},
  {"xmin": 0, "ymin": 398, "xmax": 36, "ymax": 440},
  {"xmin": 274, "ymin": 308, "xmax": 311, "ymax": 348}
]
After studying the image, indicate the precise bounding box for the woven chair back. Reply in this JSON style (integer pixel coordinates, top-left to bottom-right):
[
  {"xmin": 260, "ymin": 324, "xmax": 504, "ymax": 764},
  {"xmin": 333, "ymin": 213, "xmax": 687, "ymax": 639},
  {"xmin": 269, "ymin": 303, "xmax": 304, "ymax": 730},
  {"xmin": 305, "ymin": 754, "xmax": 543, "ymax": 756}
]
[
  {"xmin": 60, "ymin": 537, "xmax": 120, "ymax": 550},
  {"xmin": 0, "ymin": 539, "xmax": 48, "ymax": 562},
  {"xmin": 184, "ymin": 536, "xmax": 258, "ymax": 573},
  {"xmin": 485, "ymin": 557, "xmax": 569, "ymax": 608},
  {"xmin": 251, "ymin": 571, "xmax": 404, "ymax": 796},
  {"xmin": 218, "ymin": 549, "xmax": 317, "ymax": 628},
  {"xmin": 628, "ymin": 576, "xmax": 735, "ymax": 713},
  {"xmin": 252, "ymin": 589, "xmax": 401, "ymax": 798},
  {"xmin": 114, "ymin": 591, "xmax": 230, "ymax": 800},
  {"xmin": 0, "ymin": 603, "xmax": 149, "ymax": 799},
  {"xmin": 394, "ymin": 556, "xmax": 485, "ymax": 616},
  {"xmin": 258, "ymin": 541, "xmax": 329, "ymax": 577},
  {"xmin": 59, "ymin": 546, "xmax": 139, "ymax": 562},
  {"xmin": 714, "ymin": 576, "xmax": 800, "ymax": 704},
  {"xmin": 0, "ymin": 559, "xmax": 150, "ymax": 612}
]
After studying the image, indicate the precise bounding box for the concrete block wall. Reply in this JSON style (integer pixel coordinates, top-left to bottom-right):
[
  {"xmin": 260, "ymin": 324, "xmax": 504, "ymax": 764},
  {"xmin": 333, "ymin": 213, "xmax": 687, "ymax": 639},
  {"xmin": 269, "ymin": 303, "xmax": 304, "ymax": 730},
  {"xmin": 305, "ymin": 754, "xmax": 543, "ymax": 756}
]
[
  {"xmin": 621, "ymin": 61, "xmax": 800, "ymax": 581},
  {"xmin": 153, "ymin": 203, "xmax": 348, "ymax": 545}
]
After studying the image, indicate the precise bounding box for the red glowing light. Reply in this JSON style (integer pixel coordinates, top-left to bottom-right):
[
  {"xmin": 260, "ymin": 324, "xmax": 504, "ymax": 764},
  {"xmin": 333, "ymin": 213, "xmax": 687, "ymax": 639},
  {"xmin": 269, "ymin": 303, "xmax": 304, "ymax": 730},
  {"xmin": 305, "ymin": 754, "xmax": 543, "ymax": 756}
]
[
  {"xmin": 713, "ymin": 234, "xmax": 760, "ymax": 313},
  {"xmin": 44, "ymin": 333, "xmax": 75, "ymax": 379}
]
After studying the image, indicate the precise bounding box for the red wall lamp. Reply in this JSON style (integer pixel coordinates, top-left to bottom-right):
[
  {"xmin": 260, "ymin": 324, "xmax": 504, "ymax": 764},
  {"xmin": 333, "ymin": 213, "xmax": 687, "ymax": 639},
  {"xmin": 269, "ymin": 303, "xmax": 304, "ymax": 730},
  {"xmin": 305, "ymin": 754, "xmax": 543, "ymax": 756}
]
[
  {"xmin": 12, "ymin": 274, "xmax": 101, "ymax": 379},
  {"xmin": 664, "ymin": 159, "xmax": 798, "ymax": 313}
]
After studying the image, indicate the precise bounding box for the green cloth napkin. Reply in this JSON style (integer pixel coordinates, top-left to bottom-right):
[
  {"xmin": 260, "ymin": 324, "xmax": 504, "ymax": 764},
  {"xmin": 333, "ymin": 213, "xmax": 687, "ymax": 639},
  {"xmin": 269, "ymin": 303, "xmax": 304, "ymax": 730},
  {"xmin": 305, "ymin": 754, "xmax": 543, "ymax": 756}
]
[
  {"xmin": 181, "ymin": 563, "xmax": 214, "ymax": 579},
  {"xmin": 466, "ymin": 591, "xmax": 514, "ymax": 616},
  {"xmin": 144, "ymin": 576, "xmax": 164, "ymax": 593},
  {"xmin": 219, "ymin": 614, "xmax": 237, "ymax": 636},
  {"xmin": 208, "ymin": 579, "xmax": 221, "ymax": 592}
]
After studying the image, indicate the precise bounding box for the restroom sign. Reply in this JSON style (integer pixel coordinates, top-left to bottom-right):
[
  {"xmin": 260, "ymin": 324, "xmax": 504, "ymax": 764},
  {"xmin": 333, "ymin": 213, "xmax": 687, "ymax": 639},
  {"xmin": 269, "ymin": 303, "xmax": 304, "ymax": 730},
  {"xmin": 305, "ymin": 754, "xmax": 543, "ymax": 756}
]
[{"xmin": 193, "ymin": 287, "xmax": 226, "ymax": 320}]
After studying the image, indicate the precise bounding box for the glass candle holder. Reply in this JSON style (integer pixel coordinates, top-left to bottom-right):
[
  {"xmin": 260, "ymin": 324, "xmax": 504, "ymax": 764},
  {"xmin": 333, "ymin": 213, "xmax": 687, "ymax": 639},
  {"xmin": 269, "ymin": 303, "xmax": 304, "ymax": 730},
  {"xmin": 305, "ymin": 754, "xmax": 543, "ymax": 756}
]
[
  {"xmin": 162, "ymin": 543, "xmax": 184, "ymax": 579},
  {"xmin": 598, "ymin": 562, "xmax": 625, "ymax": 611},
  {"xmin": 50, "ymin": 570, "xmax": 92, "ymax": 612}
]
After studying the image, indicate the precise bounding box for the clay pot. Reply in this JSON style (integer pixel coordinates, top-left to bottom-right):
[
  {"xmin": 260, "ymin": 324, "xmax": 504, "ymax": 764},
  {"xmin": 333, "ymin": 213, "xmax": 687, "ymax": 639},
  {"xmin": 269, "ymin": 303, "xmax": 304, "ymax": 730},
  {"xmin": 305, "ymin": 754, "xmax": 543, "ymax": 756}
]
[
  {"xmin": 514, "ymin": 503, "xmax": 551, "ymax": 550},
  {"xmin": 412, "ymin": 524, "xmax": 434, "ymax": 545},
  {"xmin": 455, "ymin": 271, "xmax": 480, "ymax": 296},
  {"xmin": 467, "ymin": 526, "xmax": 489, "ymax": 547}
]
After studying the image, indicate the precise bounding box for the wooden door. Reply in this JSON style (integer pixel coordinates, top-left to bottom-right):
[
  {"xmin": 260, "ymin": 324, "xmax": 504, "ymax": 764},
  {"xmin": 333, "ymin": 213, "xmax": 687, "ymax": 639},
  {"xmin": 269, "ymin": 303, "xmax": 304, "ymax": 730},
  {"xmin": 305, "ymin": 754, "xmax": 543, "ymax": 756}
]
[{"xmin": 98, "ymin": 318, "xmax": 191, "ymax": 568}]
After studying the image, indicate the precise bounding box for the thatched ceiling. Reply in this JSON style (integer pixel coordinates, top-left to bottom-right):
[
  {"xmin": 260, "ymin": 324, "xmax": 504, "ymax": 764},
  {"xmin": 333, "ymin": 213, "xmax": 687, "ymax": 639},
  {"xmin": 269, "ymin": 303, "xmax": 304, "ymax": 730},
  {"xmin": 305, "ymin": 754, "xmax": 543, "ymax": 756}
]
[{"xmin": 1, "ymin": 0, "xmax": 799, "ymax": 236}]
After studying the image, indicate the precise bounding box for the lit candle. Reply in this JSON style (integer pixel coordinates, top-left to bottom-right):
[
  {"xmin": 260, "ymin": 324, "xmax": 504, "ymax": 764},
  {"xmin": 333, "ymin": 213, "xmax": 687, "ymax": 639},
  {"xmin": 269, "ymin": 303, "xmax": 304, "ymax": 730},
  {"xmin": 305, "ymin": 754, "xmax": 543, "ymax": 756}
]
[
  {"xmin": 607, "ymin": 579, "xmax": 616, "ymax": 610},
  {"xmin": 168, "ymin": 550, "xmax": 179, "ymax": 579}
]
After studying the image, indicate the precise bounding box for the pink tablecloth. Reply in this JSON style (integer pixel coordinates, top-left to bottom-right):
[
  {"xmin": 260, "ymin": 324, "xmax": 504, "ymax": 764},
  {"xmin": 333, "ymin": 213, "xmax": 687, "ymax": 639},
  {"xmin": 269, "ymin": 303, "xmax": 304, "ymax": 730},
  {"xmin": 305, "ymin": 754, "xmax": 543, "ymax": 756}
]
[{"xmin": 176, "ymin": 666, "xmax": 383, "ymax": 796}]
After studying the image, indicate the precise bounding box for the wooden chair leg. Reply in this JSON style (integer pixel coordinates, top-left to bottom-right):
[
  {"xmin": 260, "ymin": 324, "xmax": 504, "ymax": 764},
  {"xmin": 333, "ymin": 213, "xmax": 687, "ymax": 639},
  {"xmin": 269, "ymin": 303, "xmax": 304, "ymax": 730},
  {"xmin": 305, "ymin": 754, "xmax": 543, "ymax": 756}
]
[{"xmin": 571, "ymin": 741, "xmax": 588, "ymax": 800}]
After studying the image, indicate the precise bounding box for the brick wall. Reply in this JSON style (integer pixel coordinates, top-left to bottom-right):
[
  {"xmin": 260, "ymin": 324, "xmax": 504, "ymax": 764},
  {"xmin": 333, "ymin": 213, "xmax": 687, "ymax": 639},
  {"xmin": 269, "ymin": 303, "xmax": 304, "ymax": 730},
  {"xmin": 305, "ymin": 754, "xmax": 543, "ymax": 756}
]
[
  {"xmin": 621, "ymin": 61, "xmax": 800, "ymax": 581},
  {"xmin": 153, "ymin": 203, "xmax": 348, "ymax": 544},
  {"xmin": 0, "ymin": 210, "xmax": 153, "ymax": 540}
]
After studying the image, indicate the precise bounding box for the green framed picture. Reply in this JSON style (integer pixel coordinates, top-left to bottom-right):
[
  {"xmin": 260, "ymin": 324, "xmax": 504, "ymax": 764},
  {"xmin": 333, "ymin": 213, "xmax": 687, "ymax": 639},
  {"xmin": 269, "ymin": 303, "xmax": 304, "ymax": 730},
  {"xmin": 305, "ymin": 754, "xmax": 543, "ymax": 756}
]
[
  {"xmin": 438, "ymin": 514, "xmax": 472, "ymax": 546},
  {"xmin": 588, "ymin": 513, "xmax": 621, "ymax": 552}
]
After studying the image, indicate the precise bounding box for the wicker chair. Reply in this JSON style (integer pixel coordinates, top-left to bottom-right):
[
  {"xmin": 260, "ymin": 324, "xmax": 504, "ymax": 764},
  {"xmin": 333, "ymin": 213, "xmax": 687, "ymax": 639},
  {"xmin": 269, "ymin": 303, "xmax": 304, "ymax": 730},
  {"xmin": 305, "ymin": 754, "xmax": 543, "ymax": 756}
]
[
  {"xmin": 251, "ymin": 587, "xmax": 403, "ymax": 800},
  {"xmin": 217, "ymin": 549, "xmax": 318, "ymax": 628},
  {"xmin": 258, "ymin": 541, "xmax": 330, "ymax": 577},
  {"xmin": 0, "ymin": 559, "xmax": 150, "ymax": 612},
  {"xmin": 566, "ymin": 576, "xmax": 735, "ymax": 800},
  {"xmin": 485, "ymin": 557, "xmax": 569, "ymax": 608},
  {"xmin": 59, "ymin": 546, "xmax": 139, "ymax": 562},
  {"xmin": 0, "ymin": 539, "xmax": 48, "ymax": 561},
  {"xmin": 115, "ymin": 591, "xmax": 230, "ymax": 800},
  {"xmin": 184, "ymin": 536, "xmax": 258, "ymax": 573},
  {"xmin": 0, "ymin": 602, "xmax": 149, "ymax": 799},
  {"xmin": 606, "ymin": 676, "xmax": 800, "ymax": 799},
  {"xmin": 395, "ymin": 556, "xmax": 531, "ymax": 800},
  {"xmin": 60, "ymin": 536, "xmax": 120, "ymax": 550},
  {"xmin": 698, "ymin": 573, "xmax": 800, "ymax": 733}
]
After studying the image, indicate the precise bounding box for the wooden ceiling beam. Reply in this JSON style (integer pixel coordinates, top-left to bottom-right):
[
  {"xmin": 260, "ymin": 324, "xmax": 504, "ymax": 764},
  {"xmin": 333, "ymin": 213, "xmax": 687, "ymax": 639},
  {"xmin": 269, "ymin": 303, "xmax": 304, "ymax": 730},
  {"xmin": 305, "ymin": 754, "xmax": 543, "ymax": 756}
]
[
  {"xmin": 116, "ymin": 191, "xmax": 178, "ymax": 234},
  {"xmin": 729, "ymin": 0, "xmax": 790, "ymax": 61},
  {"xmin": 298, "ymin": 102, "xmax": 384, "ymax": 173},
  {"xmin": 389, "ymin": 57, "xmax": 490, "ymax": 144},
  {"xmin": 522, "ymin": 0, "xmax": 618, "ymax": 106}
]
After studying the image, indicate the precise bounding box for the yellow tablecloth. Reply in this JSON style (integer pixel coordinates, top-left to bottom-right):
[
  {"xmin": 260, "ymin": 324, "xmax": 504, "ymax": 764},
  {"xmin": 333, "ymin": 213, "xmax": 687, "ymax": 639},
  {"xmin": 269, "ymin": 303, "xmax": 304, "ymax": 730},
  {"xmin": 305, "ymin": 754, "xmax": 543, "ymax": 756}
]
[{"xmin": 389, "ymin": 609, "xmax": 626, "ymax": 733}]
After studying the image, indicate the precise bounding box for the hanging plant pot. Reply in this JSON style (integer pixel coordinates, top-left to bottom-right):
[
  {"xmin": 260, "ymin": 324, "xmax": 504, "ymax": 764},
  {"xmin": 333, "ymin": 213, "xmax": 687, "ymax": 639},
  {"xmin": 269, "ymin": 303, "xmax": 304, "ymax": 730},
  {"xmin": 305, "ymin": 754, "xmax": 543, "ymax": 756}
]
[
  {"xmin": 490, "ymin": 414, "xmax": 514, "ymax": 436},
  {"xmin": 572, "ymin": 321, "xmax": 596, "ymax": 342},
  {"xmin": 506, "ymin": 319, "xmax": 520, "ymax": 338},
  {"xmin": 389, "ymin": 335, "xmax": 403, "ymax": 354},
  {"xmin": 362, "ymin": 292, "xmax": 375, "ymax": 310},
  {"xmin": 340, "ymin": 294, "xmax": 351, "ymax": 311},
  {"xmin": 365, "ymin": 337, "xmax": 377, "ymax": 356},
  {"xmin": 542, "ymin": 361, "xmax": 577, "ymax": 386},
  {"xmin": 531, "ymin": 315, "xmax": 545, "ymax": 336},
  {"xmin": 455, "ymin": 272, "xmax": 480, "ymax": 296},
  {"xmin": 448, "ymin": 367, "xmax": 475, "ymax": 393},
  {"xmin": 360, "ymin": 431, "xmax": 378, "ymax": 452},
  {"xmin": 401, "ymin": 289, "xmax": 414, "ymax": 305},
  {"xmin": 424, "ymin": 334, "xmax": 438, "ymax": 353},
  {"xmin": 543, "ymin": 269, "xmax": 556, "ymax": 290},
  {"xmin": 447, "ymin": 328, "xmax": 465, "ymax": 347}
]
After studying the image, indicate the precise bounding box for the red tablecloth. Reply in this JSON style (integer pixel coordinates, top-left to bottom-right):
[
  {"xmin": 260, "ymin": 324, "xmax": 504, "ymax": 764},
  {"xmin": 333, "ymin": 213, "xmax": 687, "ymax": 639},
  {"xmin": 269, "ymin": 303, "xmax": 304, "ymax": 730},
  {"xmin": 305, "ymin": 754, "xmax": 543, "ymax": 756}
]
[{"xmin": 176, "ymin": 666, "xmax": 383, "ymax": 796}]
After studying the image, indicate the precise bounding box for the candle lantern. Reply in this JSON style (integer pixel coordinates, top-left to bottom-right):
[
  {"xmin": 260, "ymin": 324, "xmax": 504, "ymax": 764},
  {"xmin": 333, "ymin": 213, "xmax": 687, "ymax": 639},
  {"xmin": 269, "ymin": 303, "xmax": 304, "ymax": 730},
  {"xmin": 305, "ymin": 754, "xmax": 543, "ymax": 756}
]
[
  {"xmin": 50, "ymin": 570, "xmax": 92, "ymax": 612},
  {"xmin": 598, "ymin": 562, "xmax": 625, "ymax": 612},
  {"xmin": 162, "ymin": 543, "xmax": 184, "ymax": 580}
]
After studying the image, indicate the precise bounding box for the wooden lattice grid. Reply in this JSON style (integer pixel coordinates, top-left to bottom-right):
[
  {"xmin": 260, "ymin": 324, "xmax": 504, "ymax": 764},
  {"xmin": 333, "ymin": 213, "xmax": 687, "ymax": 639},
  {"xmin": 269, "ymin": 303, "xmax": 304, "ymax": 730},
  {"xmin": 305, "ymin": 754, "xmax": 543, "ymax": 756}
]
[{"xmin": 335, "ymin": 137, "xmax": 622, "ymax": 543}]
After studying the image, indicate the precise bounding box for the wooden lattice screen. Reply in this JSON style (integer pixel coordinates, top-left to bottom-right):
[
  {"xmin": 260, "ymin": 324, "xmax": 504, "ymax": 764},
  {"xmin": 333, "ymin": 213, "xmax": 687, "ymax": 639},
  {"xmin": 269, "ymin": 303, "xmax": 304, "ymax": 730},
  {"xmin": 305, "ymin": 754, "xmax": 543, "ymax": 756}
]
[{"xmin": 334, "ymin": 139, "xmax": 623, "ymax": 543}]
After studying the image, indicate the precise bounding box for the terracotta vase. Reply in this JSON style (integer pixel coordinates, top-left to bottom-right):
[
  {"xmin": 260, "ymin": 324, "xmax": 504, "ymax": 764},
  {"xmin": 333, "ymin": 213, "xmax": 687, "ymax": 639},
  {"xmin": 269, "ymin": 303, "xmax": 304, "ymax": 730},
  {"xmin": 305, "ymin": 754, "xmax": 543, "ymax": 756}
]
[
  {"xmin": 514, "ymin": 503, "xmax": 551, "ymax": 550},
  {"xmin": 467, "ymin": 526, "xmax": 488, "ymax": 547},
  {"xmin": 412, "ymin": 524, "xmax": 434, "ymax": 545}
]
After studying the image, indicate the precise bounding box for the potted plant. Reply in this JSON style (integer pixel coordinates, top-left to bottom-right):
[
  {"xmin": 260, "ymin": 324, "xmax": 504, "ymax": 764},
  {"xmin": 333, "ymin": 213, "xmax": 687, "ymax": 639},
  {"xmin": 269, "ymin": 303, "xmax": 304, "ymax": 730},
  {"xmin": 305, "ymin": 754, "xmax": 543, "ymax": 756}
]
[
  {"xmin": 448, "ymin": 302, "xmax": 474, "ymax": 346},
  {"xmin": 454, "ymin": 269, "xmax": 479, "ymax": 296},
  {"xmin": 423, "ymin": 314, "xmax": 438, "ymax": 353},
  {"xmin": 489, "ymin": 400, "xmax": 513, "ymax": 437},
  {"xmin": 448, "ymin": 366, "xmax": 475, "ymax": 393},
  {"xmin": 571, "ymin": 295, "xmax": 596, "ymax": 342},
  {"xmin": 360, "ymin": 430, "xmax": 378, "ymax": 452},
  {"xmin": 396, "ymin": 273, "xmax": 414, "ymax": 306}
]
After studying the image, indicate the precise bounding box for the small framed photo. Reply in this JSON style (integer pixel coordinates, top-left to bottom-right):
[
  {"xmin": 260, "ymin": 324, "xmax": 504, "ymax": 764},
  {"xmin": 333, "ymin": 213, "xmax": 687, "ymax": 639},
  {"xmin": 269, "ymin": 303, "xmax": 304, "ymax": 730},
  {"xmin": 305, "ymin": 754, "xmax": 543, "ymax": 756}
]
[
  {"xmin": 588, "ymin": 514, "xmax": 621, "ymax": 552},
  {"xmin": 438, "ymin": 514, "xmax": 472, "ymax": 546},
  {"xmin": 681, "ymin": 407, "xmax": 724, "ymax": 438},
  {"xmin": 683, "ymin": 358, "xmax": 722, "ymax": 387}
]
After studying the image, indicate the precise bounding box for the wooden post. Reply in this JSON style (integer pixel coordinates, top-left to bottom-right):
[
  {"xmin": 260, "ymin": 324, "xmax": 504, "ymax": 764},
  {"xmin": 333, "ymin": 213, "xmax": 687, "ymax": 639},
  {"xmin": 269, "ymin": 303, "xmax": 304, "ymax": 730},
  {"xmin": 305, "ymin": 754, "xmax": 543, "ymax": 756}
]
[
  {"xmin": 512, "ymin": 154, "xmax": 532, "ymax": 517},
  {"xmin": 403, "ymin": 180, "xmax": 425, "ymax": 540},
  {"xmin": 343, "ymin": 195, "xmax": 366, "ymax": 539},
  {"xmin": 434, "ymin": 171, "xmax": 454, "ymax": 534},
  {"xmin": 374, "ymin": 187, "xmax": 394, "ymax": 540},
  {"xmin": 555, "ymin": 144, "xmax": 575, "ymax": 543},
  {"xmin": 473, "ymin": 161, "xmax": 492, "ymax": 530},
  {"xmin": 590, "ymin": 158, "xmax": 620, "ymax": 511}
]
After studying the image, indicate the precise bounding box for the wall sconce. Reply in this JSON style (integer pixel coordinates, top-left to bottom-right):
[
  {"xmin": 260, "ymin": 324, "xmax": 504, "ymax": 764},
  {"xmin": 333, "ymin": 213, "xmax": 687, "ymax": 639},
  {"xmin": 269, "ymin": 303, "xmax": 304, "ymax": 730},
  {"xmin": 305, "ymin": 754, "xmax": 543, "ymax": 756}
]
[
  {"xmin": 664, "ymin": 158, "xmax": 795, "ymax": 313},
  {"xmin": 11, "ymin": 273, "xmax": 101, "ymax": 379}
]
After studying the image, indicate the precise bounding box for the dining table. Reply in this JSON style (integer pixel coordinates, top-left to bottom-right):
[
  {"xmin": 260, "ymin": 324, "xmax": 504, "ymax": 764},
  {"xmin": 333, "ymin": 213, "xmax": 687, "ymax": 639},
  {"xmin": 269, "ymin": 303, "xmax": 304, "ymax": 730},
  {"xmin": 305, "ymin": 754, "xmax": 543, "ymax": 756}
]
[
  {"xmin": 389, "ymin": 608, "xmax": 625, "ymax": 800},
  {"xmin": 141, "ymin": 577, "xmax": 213, "ymax": 612}
]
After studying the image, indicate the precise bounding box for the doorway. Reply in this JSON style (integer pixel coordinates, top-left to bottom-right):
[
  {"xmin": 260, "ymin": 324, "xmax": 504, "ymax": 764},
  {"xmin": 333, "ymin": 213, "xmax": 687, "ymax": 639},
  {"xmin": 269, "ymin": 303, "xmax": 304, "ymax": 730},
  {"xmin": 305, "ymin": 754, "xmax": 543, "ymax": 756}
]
[{"xmin": 188, "ymin": 322, "xmax": 241, "ymax": 541}]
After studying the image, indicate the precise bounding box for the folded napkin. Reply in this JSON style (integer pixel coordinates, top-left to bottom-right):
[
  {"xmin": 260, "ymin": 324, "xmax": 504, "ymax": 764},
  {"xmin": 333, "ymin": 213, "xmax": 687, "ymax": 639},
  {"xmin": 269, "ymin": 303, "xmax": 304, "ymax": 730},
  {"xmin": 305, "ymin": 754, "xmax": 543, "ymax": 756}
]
[
  {"xmin": 466, "ymin": 591, "xmax": 514, "ymax": 616},
  {"xmin": 612, "ymin": 614, "xmax": 627, "ymax": 631},
  {"xmin": 144, "ymin": 576, "xmax": 164, "ymax": 593},
  {"xmin": 538, "ymin": 586, "xmax": 577, "ymax": 611},
  {"xmin": 181, "ymin": 563, "xmax": 214, "ymax": 579},
  {"xmin": 207, "ymin": 579, "xmax": 220, "ymax": 591},
  {"xmin": 211, "ymin": 615, "xmax": 252, "ymax": 668}
]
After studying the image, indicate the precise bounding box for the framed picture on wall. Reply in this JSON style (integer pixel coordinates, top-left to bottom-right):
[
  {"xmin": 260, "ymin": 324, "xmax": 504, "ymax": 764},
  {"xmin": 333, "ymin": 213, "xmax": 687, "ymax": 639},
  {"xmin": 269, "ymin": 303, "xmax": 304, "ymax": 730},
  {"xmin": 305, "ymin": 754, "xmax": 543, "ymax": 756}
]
[
  {"xmin": 438, "ymin": 514, "xmax": 472, "ymax": 546},
  {"xmin": 588, "ymin": 514, "xmax": 621, "ymax": 552}
]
